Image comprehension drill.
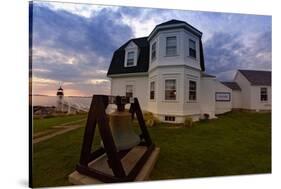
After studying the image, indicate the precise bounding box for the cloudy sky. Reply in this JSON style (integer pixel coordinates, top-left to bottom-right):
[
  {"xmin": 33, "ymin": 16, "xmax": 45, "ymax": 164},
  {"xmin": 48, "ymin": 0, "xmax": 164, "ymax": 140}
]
[{"xmin": 31, "ymin": 1, "xmax": 271, "ymax": 96}]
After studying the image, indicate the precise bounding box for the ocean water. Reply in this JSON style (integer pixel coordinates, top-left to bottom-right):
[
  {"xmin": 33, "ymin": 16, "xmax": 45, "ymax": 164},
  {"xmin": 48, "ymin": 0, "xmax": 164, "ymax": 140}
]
[
  {"xmin": 32, "ymin": 96, "xmax": 117, "ymax": 113},
  {"xmin": 32, "ymin": 96, "xmax": 92, "ymax": 107}
]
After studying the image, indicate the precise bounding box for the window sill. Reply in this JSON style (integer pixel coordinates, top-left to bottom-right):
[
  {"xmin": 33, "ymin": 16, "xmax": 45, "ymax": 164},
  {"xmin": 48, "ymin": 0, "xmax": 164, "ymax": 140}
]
[
  {"xmin": 187, "ymin": 101, "xmax": 198, "ymax": 103},
  {"xmin": 124, "ymin": 65, "xmax": 136, "ymax": 68},
  {"xmin": 164, "ymin": 120, "xmax": 176, "ymax": 123},
  {"xmin": 164, "ymin": 54, "xmax": 179, "ymax": 57},
  {"xmin": 187, "ymin": 55, "xmax": 197, "ymax": 60},
  {"xmin": 162, "ymin": 100, "xmax": 178, "ymax": 103}
]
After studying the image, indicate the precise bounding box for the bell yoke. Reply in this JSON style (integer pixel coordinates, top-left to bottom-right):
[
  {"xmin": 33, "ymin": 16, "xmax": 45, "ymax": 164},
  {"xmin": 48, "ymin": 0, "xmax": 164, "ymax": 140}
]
[{"xmin": 75, "ymin": 95, "xmax": 156, "ymax": 183}]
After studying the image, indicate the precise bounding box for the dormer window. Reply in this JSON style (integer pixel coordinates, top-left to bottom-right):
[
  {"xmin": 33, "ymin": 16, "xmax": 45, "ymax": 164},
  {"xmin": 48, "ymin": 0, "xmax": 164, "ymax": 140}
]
[
  {"xmin": 151, "ymin": 42, "xmax": 156, "ymax": 62},
  {"xmin": 166, "ymin": 36, "xmax": 177, "ymax": 56},
  {"xmin": 124, "ymin": 41, "xmax": 138, "ymax": 67},
  {"xmin": 127, "ymin": 51, "xmax": 135, "ymax": 66},
  {"xmin": 189, "ymin": 39, "xmax": 196, "ymax": 58}
]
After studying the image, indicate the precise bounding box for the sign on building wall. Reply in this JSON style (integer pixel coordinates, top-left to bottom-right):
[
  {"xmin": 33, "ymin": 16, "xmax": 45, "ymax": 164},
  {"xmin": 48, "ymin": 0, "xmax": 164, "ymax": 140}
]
[{"xmin": 215, "ymin": 92, "xmax": 231, "ymax": 101}]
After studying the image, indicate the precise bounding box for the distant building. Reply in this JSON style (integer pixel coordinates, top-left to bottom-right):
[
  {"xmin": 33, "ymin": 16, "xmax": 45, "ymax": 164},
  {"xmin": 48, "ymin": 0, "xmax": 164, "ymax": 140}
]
[
  {"xmin": 223, "ymin": 70, "xmax": 271, "ymax": 111},
  {"xmin": 107, "ymin": 19, "xmax": 271, "ymax": 123},
  {"xmin": 56, "ymin": 86, "xmax": 65, "ymax": 112}
]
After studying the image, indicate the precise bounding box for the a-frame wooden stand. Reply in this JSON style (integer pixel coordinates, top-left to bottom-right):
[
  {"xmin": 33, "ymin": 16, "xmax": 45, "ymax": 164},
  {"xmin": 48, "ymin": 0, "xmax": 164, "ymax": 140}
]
[{"xmin": 75, "ymin": 95, "xmax": 155, "ymax": 183}]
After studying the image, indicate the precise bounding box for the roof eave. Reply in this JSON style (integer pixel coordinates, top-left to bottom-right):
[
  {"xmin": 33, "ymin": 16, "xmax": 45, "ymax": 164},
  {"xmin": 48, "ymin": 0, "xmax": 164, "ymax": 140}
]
[
  {"xmin": 250, "ymin": 83, "xmax": 271, "ymax": 86},
  {"xmin": 148, "ymin": 23, "xmax": 202, "ymax": 41},
  {"xmin": 107, "ymin": 72, "xmax": 148, "ymax": 78}
]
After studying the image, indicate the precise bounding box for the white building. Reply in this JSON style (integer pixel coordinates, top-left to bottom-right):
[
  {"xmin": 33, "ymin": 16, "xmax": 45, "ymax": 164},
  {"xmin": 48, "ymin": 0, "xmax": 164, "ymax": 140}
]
[
  {"xmin": 222, "ymin": 70, "xmax": 271, "ymax": 112},
  {"xmin": 107, "ymin": 20, "xmax": 271, "ymax": 123}
]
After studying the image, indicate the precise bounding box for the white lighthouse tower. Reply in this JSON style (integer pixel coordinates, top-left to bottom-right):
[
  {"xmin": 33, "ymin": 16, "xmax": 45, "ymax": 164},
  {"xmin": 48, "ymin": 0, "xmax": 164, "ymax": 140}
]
[{"xmin": 56, "ymin": 86, "xmax": 64, "ymax": 112}]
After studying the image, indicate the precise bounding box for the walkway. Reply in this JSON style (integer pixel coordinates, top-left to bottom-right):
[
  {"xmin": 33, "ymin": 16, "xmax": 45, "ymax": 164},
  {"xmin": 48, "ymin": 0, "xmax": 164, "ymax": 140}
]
[{"xmin": 33, "ymin": 118, "xmax": 86, "ymax": 144}]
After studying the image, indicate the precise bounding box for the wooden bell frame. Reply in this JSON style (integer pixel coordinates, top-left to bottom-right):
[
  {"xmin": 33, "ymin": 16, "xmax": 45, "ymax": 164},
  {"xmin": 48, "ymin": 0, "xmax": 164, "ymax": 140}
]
[{"xmin": 76, "ymin": 95, "xmax": 155, "ymax": 183}]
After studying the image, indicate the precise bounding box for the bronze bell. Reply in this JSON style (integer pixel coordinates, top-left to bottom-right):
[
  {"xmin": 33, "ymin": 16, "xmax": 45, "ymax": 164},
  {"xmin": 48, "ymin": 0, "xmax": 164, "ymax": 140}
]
[{"xmin": 101, "ymin": 110, "xmax": 140, "ymax": 151}]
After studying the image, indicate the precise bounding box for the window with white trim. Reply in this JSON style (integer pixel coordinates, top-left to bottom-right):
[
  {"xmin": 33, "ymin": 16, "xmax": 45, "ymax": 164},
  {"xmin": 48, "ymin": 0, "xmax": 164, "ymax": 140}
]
[
  {"xmin": 126, "ymin": 51, "xmax": 135, "ymax": 66},
  {"xmin": 189, "ymin": 80, "xmax": 197, "ymax": 101},
  {"xmin": 150, "ymin": 81, "xmax": 155, "ymax": 100},
  {"xmin": 125, "ymin": 85, "xmax": 133, "ymax": 98},
  {"xmin": 260, "ymin": 87, "xmax": 268, "ymax": 101},
  {"xmin": 165, "ymin": 79, "xmax": 176, "ymax": 100},
  {"xmin": 166, "ymin": 36, "xmax": 177, "ymax": 56},
  {"xmin": 151, "ymin": 42, "xmax": 156, "ymax": 62},
  {"xmin": 189, "ymin": 39, "xmax": 196, "ymax": 58}
]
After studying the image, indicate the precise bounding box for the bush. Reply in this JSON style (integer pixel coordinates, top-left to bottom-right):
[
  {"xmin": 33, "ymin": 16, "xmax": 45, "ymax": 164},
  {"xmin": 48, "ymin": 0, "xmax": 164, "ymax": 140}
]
[
  {"xmin": 144, "ymin": 111, "xmax": 160, "ymax": 127},
  {"xmin": 184, "ymin": 116, "xmax": 193, "ymax": 128},
  {"xmin": 146, "ymin": 119, "xmax": 154, "ymax": 127},
  {"xmin": 143, "ymin": 111, "xmax": 153, "ymax": 120}
]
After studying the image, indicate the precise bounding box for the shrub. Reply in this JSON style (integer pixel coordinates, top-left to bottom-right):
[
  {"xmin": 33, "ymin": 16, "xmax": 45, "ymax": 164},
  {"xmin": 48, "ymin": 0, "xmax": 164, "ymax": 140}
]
[
  {"xmin": 184, "ymin": 116, "xmax": 193, "ymax": 128},
  {"xmin": 143, "ymin": 111, "xmax": 154, "ymax": 121},
  {"xmin": 146, "ymin": 119, "xmax": 154, "ymax": 127},
  {"xmin": 143, "ymin": 111, "xmax": 160, "ymax": 127},
  {"xmin": 154, "ymin": 116, "xmax": 161, "ymax": 124}
]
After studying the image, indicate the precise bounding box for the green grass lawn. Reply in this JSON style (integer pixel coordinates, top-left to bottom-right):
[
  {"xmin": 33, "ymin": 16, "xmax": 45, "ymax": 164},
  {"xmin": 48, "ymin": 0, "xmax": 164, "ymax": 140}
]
[
  {"xmin": 32, "ymin": 111, "xmax": 271, "ymax": 187},
  {"xmin": 33, "ymin": 113, "xmax": 87, "ymax": 133}
]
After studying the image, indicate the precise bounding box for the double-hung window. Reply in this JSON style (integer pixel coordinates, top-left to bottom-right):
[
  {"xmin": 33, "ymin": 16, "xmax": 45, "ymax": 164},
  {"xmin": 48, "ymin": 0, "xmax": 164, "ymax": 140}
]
[
  {"xmin": 125, "ymin": 85, "xmax": 133, "ymax": 98},
  {"xmin": 150, "ymin": 81, "xmax": 155, "ymax": 100},
  {"xmin": 189, "ymin": 81, "xmax": 197, "ymax": 101},
  {"xmin": 151, "ymin": 42, "xmax": 156, "ymax": 61},
  {"xmin": 166, "ymin": 36, "xmax": 177, "ymax": 56},
  {"xmin": 260, "ymin": 87, "xmax": 268, "ymax": 101},
  {"xmin": 189, "ymin": 39, "xmax": 196, "ymax": 58},
  {"xmin": 127, "ymin": 51, "xmax": 135, "ymax": 66},
  {"xmin": 165, "ymin": 79, "xmax": 176, "ymax": 100}
]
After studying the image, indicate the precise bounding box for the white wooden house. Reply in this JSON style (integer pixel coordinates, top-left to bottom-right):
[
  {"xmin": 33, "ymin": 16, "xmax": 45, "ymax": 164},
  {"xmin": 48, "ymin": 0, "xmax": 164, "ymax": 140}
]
[
  {"xmin": 107, "ymin": 20, "xmax": 271, "ymax": 123},
  {"xmin": 223, "ymin": 70, "xmax": 271, "ymax": 112}
]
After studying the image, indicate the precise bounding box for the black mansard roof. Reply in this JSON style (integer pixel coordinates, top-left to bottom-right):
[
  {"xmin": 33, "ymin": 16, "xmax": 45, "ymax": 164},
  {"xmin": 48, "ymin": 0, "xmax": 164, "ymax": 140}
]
[
  {"xmin": 107, "ymin": 20, "xmax": 205, "ymax": 76},
  {"xmin": 157, "ymin": 19, "xmax": 187, "ymax": 26},
  {"xmin": 153, "ymin": 19, "xmax": 202, "ymax": 37},
  {"xmin": 238, "ymin": 70, "xmax": 271, "ymax": 86},
  {"xmin": 107, "ymin": 37, "xmax": 149, "ymax": 76}
]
